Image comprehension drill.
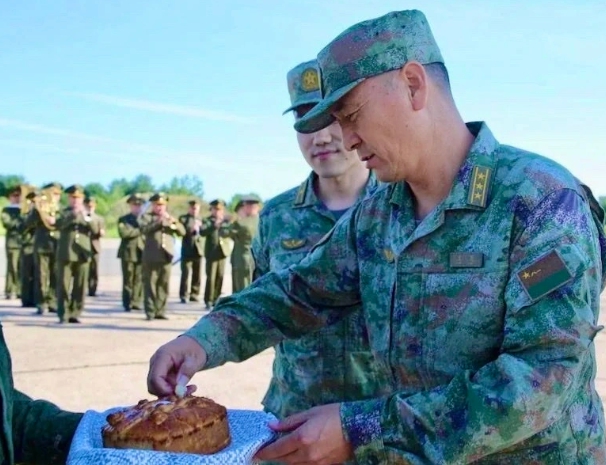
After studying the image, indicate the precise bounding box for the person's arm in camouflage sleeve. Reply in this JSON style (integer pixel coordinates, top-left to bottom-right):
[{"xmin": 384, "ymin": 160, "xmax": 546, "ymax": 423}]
[
  {"xmin": 183, "ymin": 208, "xmax": 362, "ymax": 369},
  {"xmin": 339, "ymin": 188, "xmax": 604, "ymax": 464},
  {"xmin": 251, "ymin": 212, "xmax": 269, "ymax": 281},
  {"xmin": 12, "ymin": 389, "xmax": 83, "ymax": 465},
  {"xmin": 118, "ymin": 216, "xmax": 141, "ymax": 239}
]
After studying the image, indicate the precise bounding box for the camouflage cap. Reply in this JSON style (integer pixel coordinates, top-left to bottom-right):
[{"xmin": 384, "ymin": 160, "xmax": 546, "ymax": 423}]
[
  {"xmin": 149, "ymin": 192, "xmax": 169, "ymax": 205},
  {"xmin": 282, "ymin": 60, "xmax": 322, "ymax": 115},
  {"xmin": 65, "ymin": 184, "xmax": 85, "ymax": 198},
  {"xmin": 294, "ymin": 9, "xmax": 444, "ymax": 134}
]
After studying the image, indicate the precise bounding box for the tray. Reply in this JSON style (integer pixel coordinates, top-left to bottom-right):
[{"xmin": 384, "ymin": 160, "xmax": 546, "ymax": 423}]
[{"xmin": 67, "ymin": 407, "xmax": 277, "ymax": 465}]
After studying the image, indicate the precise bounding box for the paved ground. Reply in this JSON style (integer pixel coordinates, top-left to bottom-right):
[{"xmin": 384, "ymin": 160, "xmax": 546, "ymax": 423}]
[{"xmin": 0, "ymin": 238, "xmax": 605, "ymax": 417}]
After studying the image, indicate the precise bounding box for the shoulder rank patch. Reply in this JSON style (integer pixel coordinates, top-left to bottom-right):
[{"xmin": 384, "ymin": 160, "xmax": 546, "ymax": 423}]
[
  {"xmin": 281, "ymin": 238, "xmax": 306, "ymax": 250},
  {"xmin": 517, "ymin": 250, "xmax": 573, "ymax": 301},
  {"xmin": 449, "ymin": 252, "xmax": 484, "ymax": 268},
  {"xmin": 383, "ymin": 248, "xmax": 395, "ymax": 263},
  {"xmin": 294, "ymin": 181, "xmax": 307, "ymax": 206},
  {"xmin": 467, "ymin": 165, "xmax": 492, "ymax": 208}
]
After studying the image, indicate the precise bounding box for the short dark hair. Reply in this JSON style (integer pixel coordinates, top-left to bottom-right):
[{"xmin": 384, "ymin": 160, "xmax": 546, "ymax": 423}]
[{"xmin": 423, "ymin": 62, "xmax": 451, "ymax": 96}]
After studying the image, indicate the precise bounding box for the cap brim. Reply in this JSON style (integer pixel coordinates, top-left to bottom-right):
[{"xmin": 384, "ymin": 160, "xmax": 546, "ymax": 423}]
[
  {"xmin": 293, "ymin": 78, "xmax": 365, "ymax": 134},
  {"xmin": 282, "ymin": 97, "xmax": 323, "ymax": 115}
]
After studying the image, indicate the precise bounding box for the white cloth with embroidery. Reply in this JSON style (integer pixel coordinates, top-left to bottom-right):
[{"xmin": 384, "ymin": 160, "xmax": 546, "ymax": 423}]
[{"xmin": 67, "ymin": 407, "xmax": 277, "ymax": 465}]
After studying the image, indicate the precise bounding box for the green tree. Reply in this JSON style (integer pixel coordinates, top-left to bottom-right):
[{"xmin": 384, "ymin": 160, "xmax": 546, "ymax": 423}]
[
  {"xmin": 84, "ymin": 182, "xmax": 107, "ymax": 198},
  {"xmin": 160, "ymin": 175, "xmax": 204, "ymax": 198},
  {"xmin": 0, "ymin": 174, "xmax": 26, "ymax": 197},
  {"xmin": 129, "ymin": 174, "xmax": 155, "ymax": 195}
]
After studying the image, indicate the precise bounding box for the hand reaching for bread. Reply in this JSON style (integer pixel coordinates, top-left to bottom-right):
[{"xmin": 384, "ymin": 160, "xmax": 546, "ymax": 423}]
[{"xmin": 147, "ymin": 336, "xmax": 207, "ymax": 397}]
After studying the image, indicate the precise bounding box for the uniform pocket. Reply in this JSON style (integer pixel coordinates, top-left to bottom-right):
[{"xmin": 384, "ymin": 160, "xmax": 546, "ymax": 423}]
[
  {"xmin": 475, "ymin": 442, "xmax": 561, "ymax": 464},
  {"xmin": 423, "ymin": 269, "xmax": 508, "ymax": 380},
  {"xmin": 345, "ymin": 351, "xmax": 391, "ymax": 400}
]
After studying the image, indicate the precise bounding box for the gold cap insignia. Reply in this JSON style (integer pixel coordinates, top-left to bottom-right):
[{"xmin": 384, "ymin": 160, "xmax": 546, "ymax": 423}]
[
  {"xmin": 281, "ymin": 238, "xmax": 306, "ymax": 250},
  {"xmin": 300, "ymin": 68, "xmax": 320, "ymax": 92}
]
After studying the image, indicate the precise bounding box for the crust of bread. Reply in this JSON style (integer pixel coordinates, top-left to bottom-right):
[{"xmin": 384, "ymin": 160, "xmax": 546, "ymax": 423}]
[{"xmin": 102, "ymin": 395, "xmax": 231, "ymax": 454}]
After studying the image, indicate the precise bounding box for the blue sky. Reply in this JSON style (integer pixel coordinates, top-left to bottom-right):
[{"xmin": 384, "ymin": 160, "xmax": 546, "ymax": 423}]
[{"xmin": 1, "ymin": 0, "xmax": 605, "ymax": 201}]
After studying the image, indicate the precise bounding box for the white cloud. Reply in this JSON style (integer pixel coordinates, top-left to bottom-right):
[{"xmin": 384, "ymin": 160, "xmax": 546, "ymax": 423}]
[{"xmin": 63, "ymin": 92, "xmax": 253, "ymax": 123}]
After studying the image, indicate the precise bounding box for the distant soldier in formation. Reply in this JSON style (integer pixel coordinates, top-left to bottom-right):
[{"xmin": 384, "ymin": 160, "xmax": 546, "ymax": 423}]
[
  {"xmin": 19, "ymin": 189, "xmax": 37, "ymax": 307},
  {"xmin": 178, "ymin": 199, "xmax": 205, "ymax": 303},
  {"xmin": 55, "ymin": 184, "xmax": 100, "ymax": 324},
  {"xmin": 140, "ymin": 192, "xmax": 185, "ymax": 320},
  {"xmin": 25, "ymin": 182, "xmax": 62, "ymax": 314},
  {"xmin": 1, "ymin": 185, "xmax": 22, "ymax": 300},
  {"xmin": 84, "ymin": 196, "xmax": 105, "ymax": 297},
  {"xmin": 226, "ymin": 196, "xmax": 260, "ymax": 293},
  {"xmin": 117, "ymin": 193, "xmax": 145, "ymax": 312},
  {"xmin": 200, "ymin": 199, "xmax": 231, "ymax": 310}
]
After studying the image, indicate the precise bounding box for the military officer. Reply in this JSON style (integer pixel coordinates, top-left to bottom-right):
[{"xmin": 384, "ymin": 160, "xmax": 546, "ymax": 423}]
[
  {"xmin": 226, "ymin": 196, "xmax": 260, "ymax": 294},
  {"xmin": 245, "ymin": 60, "xmax": 382, "ymax": 434},
  {"xmin": 200, "ymin": 199, "xmax": 231, "ymax": 309},
  {"xmin": 178, "ymin": 199, "xmax": 205, "ymax": 303},
  {"xmin": 55, "ymin": 184, "xmax": 99, "ymax": 324},
  {"xmin": 83, "ymin": 196, "xmax": 105, "ymax": 297},
  {"xmin": 148, "ymin": 10, "xmax": 606, "ymax": 465},
  {"xmin": 140, "ymin": 192, "xmax": 185, "ymax": 320},
  {"xmin": 117, "ymin": 193, "xmax": 145, "ymax": 311},
  {"xmin": 24, "ymin": 182, "xmax": 62, "ymax": 314},
  {"xmin": 19, "ymin": 189, "xmax": 37, "ymax": 307},
  {"xmin": 1, "ymin": 185, "xmax": 22, "ymax": 300}
]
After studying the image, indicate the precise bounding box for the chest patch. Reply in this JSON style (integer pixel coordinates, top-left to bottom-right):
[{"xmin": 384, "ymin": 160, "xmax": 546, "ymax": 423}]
[
  {"xmin": 517, "ymin": 250, "xmax": 573, "ymax": 301},
  {"xmin": 281, "ymin": 238, "xmax": 306, "ymax": 250}
]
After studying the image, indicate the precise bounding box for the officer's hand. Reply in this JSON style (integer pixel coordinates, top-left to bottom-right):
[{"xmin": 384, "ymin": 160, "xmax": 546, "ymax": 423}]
[
  {"xmin": 147, "ymin": 336, "xmax": 207, "ymax": 397},
  {"xmin": 254, "ymin": 403, "xmax": 353, "ymax": 464}
]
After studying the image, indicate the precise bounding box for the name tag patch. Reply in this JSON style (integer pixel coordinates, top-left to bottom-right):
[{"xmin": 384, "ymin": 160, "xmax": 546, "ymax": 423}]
[
  {"xmin": 517, "ymin": 250, "xmax": 573, "ymax": 301},
  {"xmin": 449, "ymin": 252, "xmax": 484, "ymax": 268}
]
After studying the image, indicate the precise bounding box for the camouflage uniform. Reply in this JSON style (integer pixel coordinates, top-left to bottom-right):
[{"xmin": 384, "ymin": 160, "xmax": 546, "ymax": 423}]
[
  {"xmin": 0, "ymin": 324, "xmax": 82, "ymax": 464},
  {"xmin": 184, "ymin": 10, "xmax": 606, "ymax": 464},
  {"xmin": 250, "ymin": 60, "xmax": 387, "ymax": 423},
  {"xmin": 253, "ymin": 170, "xmax": 384, "ymax": 421}
]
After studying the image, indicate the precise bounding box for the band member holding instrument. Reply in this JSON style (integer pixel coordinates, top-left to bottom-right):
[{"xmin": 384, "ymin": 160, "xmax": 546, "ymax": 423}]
[
  {"xmin": 24, "ymin": 182, "xmax": 62, "ymax": 315},
  {"xmin": 84, "ymin": 196, "xmax": 105, "ymax": 297},
  {"xmin": 140, "ymin": 192, "xmax": 185, "ymax": 320},
  {"xmin": 1, "ymin": 185, "xmax": 22, "ymax": 300},
  {"xmin": 117, "ymin": 193, "xmax": 145, "ymax": 312},
  {"xmin": 55, "ymin": 184, "xmax": 100, "ymax": 324},
  {"xmin": 178, "ymin": 199, "xmax": 205, "ymax": 304}
]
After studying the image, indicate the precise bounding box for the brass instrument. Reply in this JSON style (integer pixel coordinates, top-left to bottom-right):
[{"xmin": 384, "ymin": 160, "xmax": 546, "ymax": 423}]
[
  {"xmin": 19, "ymin": 184, "xmax": 37, "ymax": 216},
  {"xmin": 34, "ymin": 188, "xmax": 59, "ymax": 230}
]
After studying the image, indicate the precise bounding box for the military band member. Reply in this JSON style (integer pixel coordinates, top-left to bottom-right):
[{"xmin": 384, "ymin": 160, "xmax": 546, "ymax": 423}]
[
  {"xmin": 19, "ymin": 189, "xmax": 37, "ymax": 307},
  {"xmin": 200, "ymin": 199, "xmax": 231, "ymax": 310},
  {"xmin": 140, "ymin": 192, "xmax": 185, "ymax": 320},
  {"xmin": 1, "ymin": 186, "xmax": 22, "ymax": 300},
  {"xmin": 178, "ymin": 199, "xmax": 205, "ymax": 303},
  {"xmin": 84, "ymin": 196, "xmax": 105, "ymax": 297},
  {"xmin": 226, "ymin": 196, "xmax": 260, "ymax": 294},
  {"xmin": 117, "ymin": 193, "xmax": 145, "ymax": 311},
  {"xmin": 55, "ymin": 184, "xmax": 99, "ymax": 324},
  {"xmin": 25, "ymin": 182, "xmax": 62, "ymax": 314}
]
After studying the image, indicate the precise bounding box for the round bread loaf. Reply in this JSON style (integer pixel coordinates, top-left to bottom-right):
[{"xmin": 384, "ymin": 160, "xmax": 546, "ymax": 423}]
[{"xmin": 102, "ymin": 395, "xmax": 231, "ymax": 454}]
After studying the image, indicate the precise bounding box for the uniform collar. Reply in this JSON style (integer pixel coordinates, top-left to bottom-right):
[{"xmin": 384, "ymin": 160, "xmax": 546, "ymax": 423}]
[
  {"xmin": 293, "ymin": 170, "xmax": 379, "ymax": 209},
  {"xmin": 389, "ymin": 121, "xmax": 499, "ymax": 212}
]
